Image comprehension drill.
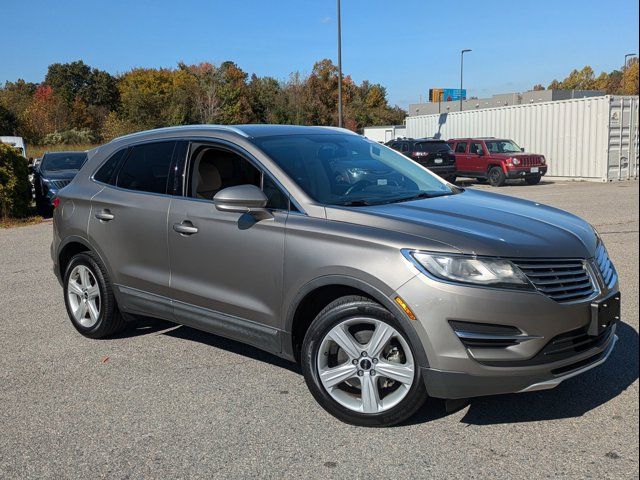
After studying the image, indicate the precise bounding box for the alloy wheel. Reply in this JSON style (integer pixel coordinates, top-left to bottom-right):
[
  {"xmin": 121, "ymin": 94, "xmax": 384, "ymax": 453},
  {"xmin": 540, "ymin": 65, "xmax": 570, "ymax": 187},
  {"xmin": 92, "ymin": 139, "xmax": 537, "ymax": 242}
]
[
  {"xmin": 316, "ymin": 318, "xmax": 415, "ymax": 414},
  {"xmin": 67, "ymin": 265, "xmax": 101, "ymax": 328}
]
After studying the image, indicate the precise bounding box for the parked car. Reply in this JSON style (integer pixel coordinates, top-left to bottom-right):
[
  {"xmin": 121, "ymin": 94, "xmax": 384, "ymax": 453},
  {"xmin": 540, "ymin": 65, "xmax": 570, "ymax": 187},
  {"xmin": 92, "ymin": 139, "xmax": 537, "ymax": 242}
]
[
  {"xmin": 0, "ymin": 136, "xmax": 26, "ymax": 157},
  {"xmin": 34, "ymin": 151, "xmax": 87, "ymax": 215},
  {"xmin": 386, "ymin": 138, "xmax": 456, "ymax": 181},
  {"xmin": 447, "ymin": 138, "xmax": 547, "ymax": 186},
  {"xmin": 52, "ymin": 125, "xmax": 619, "ymax": 427}
]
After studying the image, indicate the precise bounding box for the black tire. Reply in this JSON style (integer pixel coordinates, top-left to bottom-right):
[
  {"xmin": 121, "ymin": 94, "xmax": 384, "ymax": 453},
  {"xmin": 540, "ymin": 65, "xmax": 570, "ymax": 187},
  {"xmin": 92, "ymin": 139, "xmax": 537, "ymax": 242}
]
[
  {"xmin": 301, "ymin": 295, "xmax": 427, "ymax": 427},
  {"xmin": 488, "ymin": 166, "xmax": 506, "ymax": 187},
  {"xmin": 524, "ymin": 175, "xmax": 542, "ymax": 185},
  {"xmin": 63, "ymin": 251, "xmax": 125, "ymax": 339}
]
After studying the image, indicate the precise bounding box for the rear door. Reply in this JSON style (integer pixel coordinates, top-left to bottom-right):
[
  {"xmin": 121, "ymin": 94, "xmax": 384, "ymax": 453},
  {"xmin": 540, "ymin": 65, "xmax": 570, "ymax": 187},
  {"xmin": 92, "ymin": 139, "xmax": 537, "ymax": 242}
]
[
  {"xmin": 166, "ymin": 141, "xmax": 288, "ymax": 349},
  {"xmin": 88, "ymin": 141, "xmax": 177, "ymax": 317},
  {"xmin": 452, "ymin": 141, "xmax": 470, "ymax": 172}
]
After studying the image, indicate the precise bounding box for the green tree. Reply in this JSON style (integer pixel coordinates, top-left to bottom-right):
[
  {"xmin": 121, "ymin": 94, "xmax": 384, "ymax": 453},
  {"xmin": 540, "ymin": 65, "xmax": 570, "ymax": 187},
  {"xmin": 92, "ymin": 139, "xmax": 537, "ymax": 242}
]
[{"xmin": 0, "ymin": 104, "xmax": 18, "ymax": 135}]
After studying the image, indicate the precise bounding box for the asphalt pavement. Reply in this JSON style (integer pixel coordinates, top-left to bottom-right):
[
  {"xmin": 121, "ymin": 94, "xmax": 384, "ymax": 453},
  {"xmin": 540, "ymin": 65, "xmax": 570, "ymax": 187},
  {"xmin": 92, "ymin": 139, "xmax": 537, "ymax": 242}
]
[{"xmin": 0, "ymin": 179, "xmax": 638, "ymax": 479}]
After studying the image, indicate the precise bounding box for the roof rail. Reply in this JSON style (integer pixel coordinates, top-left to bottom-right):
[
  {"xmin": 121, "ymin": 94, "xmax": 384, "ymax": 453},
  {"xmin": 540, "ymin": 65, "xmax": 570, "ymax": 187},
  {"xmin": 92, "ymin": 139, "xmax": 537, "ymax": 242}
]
[{"xmin": 111, "ymin": 124, "xmax": 251, "ymax": 143}]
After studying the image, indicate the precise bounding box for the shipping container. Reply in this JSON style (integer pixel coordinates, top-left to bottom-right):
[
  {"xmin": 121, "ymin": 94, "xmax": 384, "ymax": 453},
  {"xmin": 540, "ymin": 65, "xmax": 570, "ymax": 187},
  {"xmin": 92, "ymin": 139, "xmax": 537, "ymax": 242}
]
[
  {"xmin": 405, "ymin": 96, "xmax": 639, "ymax": 181},
  {"xmin": 363, "ymin": 125, "xmax": 406, "ymax": 143}
]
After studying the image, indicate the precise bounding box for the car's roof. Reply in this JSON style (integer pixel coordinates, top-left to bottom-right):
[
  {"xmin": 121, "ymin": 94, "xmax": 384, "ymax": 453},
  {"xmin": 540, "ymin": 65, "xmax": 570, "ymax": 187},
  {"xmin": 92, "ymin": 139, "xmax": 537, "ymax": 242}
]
[
  {"xmin": 42, "ymin": 151, "xmax": 88, "ymax": 157},
  {"xmin": 111, "ymin": 124, "xmax": 358, "ymax": 145}
]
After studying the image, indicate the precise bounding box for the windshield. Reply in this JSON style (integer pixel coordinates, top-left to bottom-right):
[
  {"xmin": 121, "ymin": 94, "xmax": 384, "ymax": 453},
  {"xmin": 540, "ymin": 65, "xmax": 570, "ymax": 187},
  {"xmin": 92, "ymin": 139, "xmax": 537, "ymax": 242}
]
[
  {"xmin": 41, "ymin": 152, "xmax": 87, "ymax": 172},
  {"xmin": 485, "ymin": 140, "xmax": 521, "ymax": 154},
  {"xmin": 415, "ymin": 141, "xmax": 452, "ymax": 153},
  {"xmin": 253, "ymin": 134, "xmax": 456, "ymax": 206}
]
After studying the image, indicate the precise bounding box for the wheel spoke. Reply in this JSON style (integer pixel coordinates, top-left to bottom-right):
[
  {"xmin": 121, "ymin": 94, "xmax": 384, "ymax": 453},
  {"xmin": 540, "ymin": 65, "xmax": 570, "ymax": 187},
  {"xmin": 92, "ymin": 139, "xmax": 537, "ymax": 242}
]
[
  {"xmin": 375, "ymin": 360, "xmax": 414, "ymax": 385},
  {"xmin": 76, "ymin": 301, "xmax": 88, "ymax": 320},
  {"xmin": 360, "ymin": 374, "xmax": 381, "ymax": 413},
  {"xmin": 327, "ymin": 324, "xmax": 361, "ymax": 359},
  {"xmin": 319, "ymin": 363, "xmax": 358, "ymax": 389},
  {"xmin": 87, "ymin": 299, "xmax": 99, "ymax": 322},
  {"xmin": 79, "ymin": 266, "xmax": 90, "ymax": 288},
  {"xmin": 68, "ymin": 281, "xmax": 83, "ymax": 297},
  {"xmin": 366, "ymin": 322, "xmax": 394, "ymax": 358},
  {"xmin": 86, "ymin": 284, "xmax": 99, "ymax": 299}
]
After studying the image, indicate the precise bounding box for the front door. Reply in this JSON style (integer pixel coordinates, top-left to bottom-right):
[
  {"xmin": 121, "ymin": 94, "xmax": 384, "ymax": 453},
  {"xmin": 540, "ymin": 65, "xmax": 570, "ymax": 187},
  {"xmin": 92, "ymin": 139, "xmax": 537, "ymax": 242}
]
[{"xmin": 167, "ymin": 142, "xmax": 288, "ymax": 351}]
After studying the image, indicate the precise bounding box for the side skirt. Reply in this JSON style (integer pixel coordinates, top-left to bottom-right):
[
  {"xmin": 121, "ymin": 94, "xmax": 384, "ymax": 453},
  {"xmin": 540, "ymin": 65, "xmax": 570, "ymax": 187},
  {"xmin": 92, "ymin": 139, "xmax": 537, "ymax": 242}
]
[{"xmin": 114, "ymin": 285, "xmax": 283, "ymax": 355}]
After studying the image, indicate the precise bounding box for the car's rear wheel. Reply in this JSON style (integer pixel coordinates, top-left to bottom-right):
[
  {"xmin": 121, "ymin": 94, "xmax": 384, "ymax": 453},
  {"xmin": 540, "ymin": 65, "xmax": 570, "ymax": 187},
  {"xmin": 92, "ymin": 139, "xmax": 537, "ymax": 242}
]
[
  {"xmin": 301, "ymin": 296, "xmax": 427, "ymax": 427},
  {"xmin": 488, "ymin": 166, "xmax": 506, "ymax": 187},
  {"xmin": 524, "ymin": 175, "xmax": 542, "ymax": 185},
  {"xmin": 63, "ymin": 252, "xmax": 125, "ymax": 339}
]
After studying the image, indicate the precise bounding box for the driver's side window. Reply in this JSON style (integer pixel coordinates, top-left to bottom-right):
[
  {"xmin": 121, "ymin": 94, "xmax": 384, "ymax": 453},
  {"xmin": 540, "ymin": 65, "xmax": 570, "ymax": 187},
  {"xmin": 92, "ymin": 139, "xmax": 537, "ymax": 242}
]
[{"xmin": 186, "ymin": 144, "xmax": 289, "ymax": 210}]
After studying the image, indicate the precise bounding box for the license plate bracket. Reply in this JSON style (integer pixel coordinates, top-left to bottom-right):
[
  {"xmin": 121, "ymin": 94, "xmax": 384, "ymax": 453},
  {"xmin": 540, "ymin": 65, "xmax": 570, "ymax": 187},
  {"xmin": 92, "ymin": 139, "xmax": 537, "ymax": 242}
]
[{"xmin": 589, "ymin": 292, "xmax": 621, "ymax": 336}]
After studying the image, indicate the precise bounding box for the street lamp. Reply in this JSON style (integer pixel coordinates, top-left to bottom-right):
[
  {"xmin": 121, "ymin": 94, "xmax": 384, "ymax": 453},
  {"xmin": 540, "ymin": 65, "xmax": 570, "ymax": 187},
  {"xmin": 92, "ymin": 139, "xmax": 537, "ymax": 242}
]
[
  {"xmin": 337, "ymin": 0, "xmax": 343, "ymax": 127},
  {"xmin": 624, "ymin": 53, "xmax": 636, "ymax": 68},
  {"xmin": 460, "ymin": 49, "xmax": 472, "ymax": 112}
]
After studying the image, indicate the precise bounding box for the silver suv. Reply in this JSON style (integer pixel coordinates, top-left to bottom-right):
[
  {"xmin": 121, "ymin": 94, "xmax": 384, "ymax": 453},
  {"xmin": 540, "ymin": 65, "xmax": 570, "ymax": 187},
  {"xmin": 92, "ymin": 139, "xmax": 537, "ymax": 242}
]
[{"xmin": 52, "ymin": 125, "xmax": 620, "ymax": 426}]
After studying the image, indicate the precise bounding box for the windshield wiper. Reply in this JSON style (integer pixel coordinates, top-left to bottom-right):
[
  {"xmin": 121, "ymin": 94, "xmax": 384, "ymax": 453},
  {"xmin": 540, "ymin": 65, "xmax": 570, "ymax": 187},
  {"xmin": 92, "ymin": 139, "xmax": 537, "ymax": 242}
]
[
  {"xmin": 382, "ymin": 192, "xmax": 436, "ymax": 204},
  {"xmin": 335, "ymin": 199, "xmax": 374, "ymax": 206}
]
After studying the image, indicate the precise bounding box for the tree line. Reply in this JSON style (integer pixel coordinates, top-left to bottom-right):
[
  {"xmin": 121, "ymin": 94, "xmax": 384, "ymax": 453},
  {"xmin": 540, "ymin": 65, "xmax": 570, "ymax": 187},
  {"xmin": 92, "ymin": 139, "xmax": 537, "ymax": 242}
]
[
  {"xmin": 532, "ymin": 60, "xmax": 639, "ymax": 94},
  {"xmin": 0, "ymin": 59, "xmax": 406, "ymax": 146}
]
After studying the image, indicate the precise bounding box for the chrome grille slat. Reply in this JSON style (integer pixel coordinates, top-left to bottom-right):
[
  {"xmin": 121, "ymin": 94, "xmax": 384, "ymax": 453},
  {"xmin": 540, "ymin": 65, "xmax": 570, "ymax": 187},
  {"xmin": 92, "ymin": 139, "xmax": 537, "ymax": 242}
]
[{"xmin": 511, "ymin": 258, "xmax": 595, "ymax": 303}]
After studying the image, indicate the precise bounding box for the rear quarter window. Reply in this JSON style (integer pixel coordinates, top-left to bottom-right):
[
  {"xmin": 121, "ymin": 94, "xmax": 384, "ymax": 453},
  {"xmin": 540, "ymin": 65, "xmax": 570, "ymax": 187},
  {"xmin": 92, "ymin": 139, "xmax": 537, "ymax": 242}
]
[{"xmin": 94, "ymin": 148, "xmax": 127, "ymax": 185}]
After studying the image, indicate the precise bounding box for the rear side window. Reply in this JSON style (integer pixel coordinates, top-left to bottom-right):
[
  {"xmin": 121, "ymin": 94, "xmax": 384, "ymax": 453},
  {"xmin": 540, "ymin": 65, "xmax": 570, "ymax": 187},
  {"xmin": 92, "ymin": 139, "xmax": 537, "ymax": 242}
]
[
  {"xmin": 94, "ymin": 148, "xmax": 127, "ymax": 184},
  {"xmin": 117, "ymin": 142, "xmax": 176, "ymax": 194},
  {"xmin": 401, "ymin": 143, "xmax": 409, "ymax": 152},
  {"xmin": 455, "ymin": 142, "xmax": 467, "ymax": 153}
]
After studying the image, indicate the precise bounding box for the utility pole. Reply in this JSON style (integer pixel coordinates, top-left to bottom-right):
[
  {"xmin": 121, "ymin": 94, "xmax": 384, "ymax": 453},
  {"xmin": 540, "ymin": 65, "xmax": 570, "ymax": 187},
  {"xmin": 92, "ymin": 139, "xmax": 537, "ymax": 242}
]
[
  {"xmin": 624, "ymin": 53, "xmax": 636, "ymax": 68},
  {"xmin": 337, "ymin": 0, "xmax": 343, "ymax": 127},
  {"xmin": 460, "ymin": 49, "xmax": 472, "ymax": 112}
]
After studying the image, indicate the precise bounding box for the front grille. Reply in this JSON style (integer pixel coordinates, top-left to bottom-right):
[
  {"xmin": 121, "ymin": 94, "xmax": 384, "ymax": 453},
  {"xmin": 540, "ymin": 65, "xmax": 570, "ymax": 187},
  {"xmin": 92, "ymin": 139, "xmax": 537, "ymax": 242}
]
[
  {"xmin": 594, "ymin": 243, "xmax": 617, "ymax": 288},
  {"xmin": 519, "ymin": 156, "xmax": 541, "ymax": 167},
  {"xmin": 51, "ymin": 179, "xmax": 71, "ymax": 189},
  {"xmin": 512, "ymin": 258, "xmax": 595, "ymax": 303}
]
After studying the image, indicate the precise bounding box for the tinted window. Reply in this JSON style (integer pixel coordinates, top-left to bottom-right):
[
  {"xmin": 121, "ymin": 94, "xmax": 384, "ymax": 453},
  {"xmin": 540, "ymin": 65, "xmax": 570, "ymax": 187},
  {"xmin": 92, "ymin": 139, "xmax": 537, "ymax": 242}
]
[
  {"xmin": 253, "ymin": 134, "xmax": 455, "ymax": 206},
  {"xmin": 117, "ymin": 142, "xmax": 176, "ymax": 194},
  {"xmin": 470, "ymin": 142, "xmax": 484, "ymax": 154},
  {"xmin": 401, "ymin": 143, "xmax": 409, "ymax": 152},
  {"xmin": 263, "ymin": 175, "xmax": 289, "ymax": 210},
  {"xmin": 41, "ymin": 152, "xmax": 87, "ymax": 173},
  {"xmin": 455, "ymin": 142, "xmax": 467, "ymax": 153},
  {"xmin": 94, "ymin": 149, "xmax": 126, "ymax": 184},
  {"xmin": 415, "ymin": 142, "xmax": 453, "ymax": 153}
]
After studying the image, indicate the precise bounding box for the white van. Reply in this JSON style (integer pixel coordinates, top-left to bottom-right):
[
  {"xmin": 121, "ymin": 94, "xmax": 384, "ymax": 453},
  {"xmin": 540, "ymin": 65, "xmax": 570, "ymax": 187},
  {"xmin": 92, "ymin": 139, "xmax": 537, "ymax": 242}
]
[{"xmin": 0, "ymin": 136, "xmax": 27, "ymax": 157}]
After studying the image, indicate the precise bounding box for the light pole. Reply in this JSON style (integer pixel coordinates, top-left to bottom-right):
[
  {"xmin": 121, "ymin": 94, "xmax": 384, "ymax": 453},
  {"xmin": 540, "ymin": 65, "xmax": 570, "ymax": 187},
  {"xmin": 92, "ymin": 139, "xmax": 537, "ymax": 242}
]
[
  {"xmin": 460, "ymin": 49, "xmax": 471, "ymax": 112},
  {"xmin": 624, "ymin": 53, "xmax": 636, "ymax": 68},
  {"xmin": 337, "ymin": 0, "xmax": 343, "ymax": 127}
]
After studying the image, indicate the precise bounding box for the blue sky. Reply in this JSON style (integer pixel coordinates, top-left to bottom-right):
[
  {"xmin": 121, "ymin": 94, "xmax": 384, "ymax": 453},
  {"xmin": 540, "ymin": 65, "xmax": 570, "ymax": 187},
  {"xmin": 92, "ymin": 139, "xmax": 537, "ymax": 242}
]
[{"xmin": 1, "ymin": 0, "xmax": 638, "ymax": 108}]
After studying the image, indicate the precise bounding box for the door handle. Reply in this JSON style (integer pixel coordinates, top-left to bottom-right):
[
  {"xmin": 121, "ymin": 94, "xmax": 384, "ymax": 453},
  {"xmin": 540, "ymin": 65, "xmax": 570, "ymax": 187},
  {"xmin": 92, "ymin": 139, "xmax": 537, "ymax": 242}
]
[
  {"xmin": 95, "ymin": 210, "xmax": 114, "ymax": 221},
  {"xmin": 173, "ymin": 221, "xmax": 199, "ymax": 235}
]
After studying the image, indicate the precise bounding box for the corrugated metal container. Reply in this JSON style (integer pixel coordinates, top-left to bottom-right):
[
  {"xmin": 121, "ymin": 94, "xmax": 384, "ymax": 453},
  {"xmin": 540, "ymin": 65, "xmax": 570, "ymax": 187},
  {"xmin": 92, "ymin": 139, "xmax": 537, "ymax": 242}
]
[{"xmin": 405, "ymin": 95, "xmax": 639, "ymax": 181}]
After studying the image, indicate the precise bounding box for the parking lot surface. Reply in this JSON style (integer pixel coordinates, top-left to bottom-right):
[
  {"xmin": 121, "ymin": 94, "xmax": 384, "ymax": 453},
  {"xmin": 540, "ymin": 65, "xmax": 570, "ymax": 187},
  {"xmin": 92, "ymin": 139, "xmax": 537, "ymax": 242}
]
[{"xmin": 1, "ymin": 180, "xmax": 638, "ymax": 479}]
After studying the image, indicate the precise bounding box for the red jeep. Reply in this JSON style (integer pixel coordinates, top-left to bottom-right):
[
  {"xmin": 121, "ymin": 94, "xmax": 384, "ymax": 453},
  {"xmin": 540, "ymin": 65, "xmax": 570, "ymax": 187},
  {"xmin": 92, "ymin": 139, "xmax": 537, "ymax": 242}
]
[{"xmin": 447, "ymin": 138, "xmax": 547, "ymax": 186}]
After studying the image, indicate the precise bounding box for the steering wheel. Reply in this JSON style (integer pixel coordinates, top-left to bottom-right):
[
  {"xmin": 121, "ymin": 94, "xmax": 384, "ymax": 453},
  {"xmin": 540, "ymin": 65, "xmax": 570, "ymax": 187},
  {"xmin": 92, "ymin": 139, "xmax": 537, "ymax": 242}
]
[{"xmin": 345, "ymin": 180, "xmax": 374, "ymax": 196}]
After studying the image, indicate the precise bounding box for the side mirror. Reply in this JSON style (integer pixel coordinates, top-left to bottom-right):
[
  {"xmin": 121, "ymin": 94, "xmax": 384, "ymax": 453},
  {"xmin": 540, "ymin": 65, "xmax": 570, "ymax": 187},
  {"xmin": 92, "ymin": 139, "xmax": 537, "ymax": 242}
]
[
  {"xmin": 520, "ymin": 147, "xmax": 525, "ymax": 152},
  {"xmin": 213, "ymin": 184, "xmax": 271, "ymax": 219},
  {"xmin": 477, "ymin": 150, "xmax": 484, "ymax": 156}
]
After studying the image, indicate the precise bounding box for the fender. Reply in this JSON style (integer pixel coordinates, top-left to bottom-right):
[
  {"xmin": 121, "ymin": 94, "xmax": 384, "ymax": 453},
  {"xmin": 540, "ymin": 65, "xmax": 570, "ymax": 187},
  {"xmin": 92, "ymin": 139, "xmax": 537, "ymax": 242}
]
[
  {"xmin": 56, "ymin": 235, "xmax": 112, "ymax": 282},
  {"xmin": 283, "ymin": 274, "xmax": 429, "ymax": 368}
]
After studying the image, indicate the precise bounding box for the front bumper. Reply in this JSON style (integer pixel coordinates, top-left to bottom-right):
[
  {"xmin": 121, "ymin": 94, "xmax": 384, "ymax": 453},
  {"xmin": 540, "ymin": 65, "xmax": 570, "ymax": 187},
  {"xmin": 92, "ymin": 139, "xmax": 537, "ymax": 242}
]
[
  {"xmin": 395, "ymin": 271, "xmax": 619, "ymax": 399},
  {"xmin": 506, "ymin": 166, "xmax": 548, "ymax": 179}
]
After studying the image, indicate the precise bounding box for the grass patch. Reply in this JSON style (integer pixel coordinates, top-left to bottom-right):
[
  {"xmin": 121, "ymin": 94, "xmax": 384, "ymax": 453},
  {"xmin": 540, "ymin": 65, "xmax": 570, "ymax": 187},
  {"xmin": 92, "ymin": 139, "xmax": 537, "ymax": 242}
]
[
  {"xmin": 0, "ymin": 215, "xmax": 45, "ymax": 229},
  {"xmin": 29, "ymin": 143, "xmax": 99, "ymax": 159}
]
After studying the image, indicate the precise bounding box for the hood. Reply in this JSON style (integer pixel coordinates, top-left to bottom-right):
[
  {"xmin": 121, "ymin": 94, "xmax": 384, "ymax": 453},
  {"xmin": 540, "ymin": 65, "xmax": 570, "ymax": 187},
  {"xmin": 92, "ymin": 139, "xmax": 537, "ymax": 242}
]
[{"xmin": 325, "ymin": 189, "xmax": 597, "ymax": 259}]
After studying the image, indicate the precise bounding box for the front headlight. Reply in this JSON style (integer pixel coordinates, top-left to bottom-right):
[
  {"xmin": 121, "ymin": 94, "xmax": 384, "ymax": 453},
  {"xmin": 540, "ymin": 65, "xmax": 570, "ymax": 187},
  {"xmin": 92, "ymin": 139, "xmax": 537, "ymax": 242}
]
[
  {"xmin": 511, "ymin": 158, "xmax": 521, "ymax": 166},
  {"xmin": 405, "ymin": 251, "xmax": 534, "ymax": 290}
]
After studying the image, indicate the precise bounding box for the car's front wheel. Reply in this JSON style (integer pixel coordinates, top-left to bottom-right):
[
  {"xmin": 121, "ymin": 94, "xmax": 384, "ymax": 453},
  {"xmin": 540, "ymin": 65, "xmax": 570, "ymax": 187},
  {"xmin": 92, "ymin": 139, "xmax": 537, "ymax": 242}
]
[
  {"xmin": 63, "ymin": 252, "xmax": 125, "ymax": 339},
  {"xmin": 301, "ymin": 296, "xmax": 427, "ymax": 427},
  {"xmin": 488, "ymin": 166, "xmax": 507, "ymax": 187}
]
